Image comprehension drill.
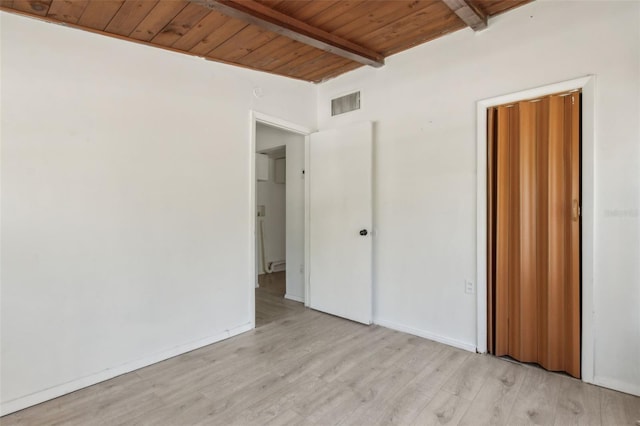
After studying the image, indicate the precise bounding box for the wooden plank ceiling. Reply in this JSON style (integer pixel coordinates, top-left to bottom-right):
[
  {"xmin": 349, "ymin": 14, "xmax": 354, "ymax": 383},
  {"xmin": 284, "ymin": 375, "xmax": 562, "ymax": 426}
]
[{"xmin": 0, "ymin": 0, "xmax": 530, "ymax": 83}]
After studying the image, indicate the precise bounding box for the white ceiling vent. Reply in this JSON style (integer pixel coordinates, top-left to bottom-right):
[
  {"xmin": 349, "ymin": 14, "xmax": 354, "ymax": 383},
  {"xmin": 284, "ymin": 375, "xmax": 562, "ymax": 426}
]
[{"xmin": 331, "ymin": 91, "xmax": 360, "ymax": 116}]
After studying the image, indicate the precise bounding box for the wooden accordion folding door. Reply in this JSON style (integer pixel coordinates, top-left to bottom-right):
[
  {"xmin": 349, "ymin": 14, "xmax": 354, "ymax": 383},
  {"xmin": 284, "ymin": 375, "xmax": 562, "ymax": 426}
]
[{"xmin": 487, "ymin": 91, "xmax": 581, "ymax": 378}]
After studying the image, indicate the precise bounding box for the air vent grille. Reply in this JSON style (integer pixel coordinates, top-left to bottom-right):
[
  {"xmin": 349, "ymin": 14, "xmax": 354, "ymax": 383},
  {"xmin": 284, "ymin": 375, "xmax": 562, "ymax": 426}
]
[{"xmin": 331, "ymin": 91, "xmax": 360, "ymax": 116}]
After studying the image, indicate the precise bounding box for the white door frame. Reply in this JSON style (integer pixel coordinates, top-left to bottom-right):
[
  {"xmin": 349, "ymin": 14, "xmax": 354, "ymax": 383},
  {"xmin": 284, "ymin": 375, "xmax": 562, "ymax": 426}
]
[
  {"xmin": 249, "ymin": 111, "xmax": 313, "ymax": 328},
  {"xmin": 475, "ymin": 75, "xmax": 596, "ymax": 383}
]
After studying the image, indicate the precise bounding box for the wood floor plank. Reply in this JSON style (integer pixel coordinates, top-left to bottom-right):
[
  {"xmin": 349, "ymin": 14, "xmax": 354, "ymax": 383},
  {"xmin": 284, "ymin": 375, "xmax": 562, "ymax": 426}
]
[
  {"xmin": 554, "ymin": 378, "xmax": 602, "ymax": 426},
  {"xmin": 336, "ymin": 365, "xmax": 419, "ymax": 425},
  {"xmin": 311, "ymin": 327, "xmax": 407, "ymax": 382},
  {"xmin": 264, "ymin": 409, "xmax": 310, "ymax": 426},
  {"xmin": 141, "ymin": 392, "xmax": 218, "ymax": 425},
  {"xmin": 441, "ymin": 353, "xmax": 500, "ymax": 401},
  {"xmin": 202, "ymin": 372, "xmax": 292, "ymax": 420},
  {"xmin": 297, "ymin": 380, "xmax": 361, "ymax": 425},
  {"xmin": 94, "ymin": 391, "xmax": 166, "ymax": 426},
  {"xmin": 370, "ymin": 382, "xmax": 434, "ymax": 425},
  {"xmin": 393, "ymin": 336, "xmax": 448, "ymax": 373},
  {"xmin": 336, "ymin": 332, "xmax": 435, "ymax": 391},
  {"xmin": 272, "ymin": 324, "xmax": 386, "ymax": 383},
  {"xmin": 229, "ymin": 374, "xmax": 326, "ymax": 425},
  {"xmin": 387, "ymin": 345, "xmax": 470, "ymax": 405},
  {"xmin": 506, "ymin": 366, "xmax": 566, "ymax": 425},
  {"xmin": 349, "ymin": 345, "xmax": 466, "ymax": 426},
  {"xmin": 600, "ymin": 387, "xmax": 640, "ymax": 426},
  {"xmin": 458, "ymin": 358, "xmax": 527, "ymax": 425},
  {"xmin": 412, "ymin": 389, "xmax": 472, "ymax": 426}
]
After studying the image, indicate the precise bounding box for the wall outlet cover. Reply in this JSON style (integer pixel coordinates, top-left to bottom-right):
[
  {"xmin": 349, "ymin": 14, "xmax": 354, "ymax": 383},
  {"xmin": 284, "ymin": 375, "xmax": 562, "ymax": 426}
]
[{"xmin": 465, "ymin": 280, "xmax": 475, "ymax": 294}]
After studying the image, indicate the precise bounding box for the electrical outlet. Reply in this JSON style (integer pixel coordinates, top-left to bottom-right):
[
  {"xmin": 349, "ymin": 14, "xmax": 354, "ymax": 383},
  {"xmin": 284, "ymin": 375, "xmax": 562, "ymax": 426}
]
[
  {"xmin": 299, "ymin": 264, "xmax": 304, "ymax": 274},
  {"xmin": 465, "ymin": 280, "xmax": 475, "ymax": 294}
]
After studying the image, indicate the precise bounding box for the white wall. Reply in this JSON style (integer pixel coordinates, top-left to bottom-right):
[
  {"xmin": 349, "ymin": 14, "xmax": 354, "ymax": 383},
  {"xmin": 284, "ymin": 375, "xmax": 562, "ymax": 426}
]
[
  {"xmin": 316, "ymin": 1, "xmax": 640, "ymax": 396},
  {"xmin": 256, "ymin": 123, "xmax": 306, "ymax": 301},
  {"xmin": 0, "ymin": 12, "xmax": 315, "ymax": 414},
  {"xmin": 256, "ymin": 155, "xmax": 286, "ymax": 273}
]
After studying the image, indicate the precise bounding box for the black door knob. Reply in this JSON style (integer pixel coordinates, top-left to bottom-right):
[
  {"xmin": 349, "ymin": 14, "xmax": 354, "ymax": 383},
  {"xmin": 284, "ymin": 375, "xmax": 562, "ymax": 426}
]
[{"xmin": 359, "ymin": 229, "xmax": 368, "ymax": 236}]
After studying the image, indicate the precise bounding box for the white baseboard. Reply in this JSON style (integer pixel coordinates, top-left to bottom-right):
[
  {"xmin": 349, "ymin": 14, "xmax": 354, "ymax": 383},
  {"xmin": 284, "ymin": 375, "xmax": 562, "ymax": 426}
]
[
  {"xmin": 374, "ymin": 319, "xmax": 477, "ymax": 353},
  {"xmin": 594, "ymin": 376, "xmax": 640, "ymax": 397},
  {"xmin": 0, "ymin": 322, "xmax": 253, "ymax": 416},
  {"xmin": 284, "ymin": 293, "xmax": 304, "ymax": 303}
]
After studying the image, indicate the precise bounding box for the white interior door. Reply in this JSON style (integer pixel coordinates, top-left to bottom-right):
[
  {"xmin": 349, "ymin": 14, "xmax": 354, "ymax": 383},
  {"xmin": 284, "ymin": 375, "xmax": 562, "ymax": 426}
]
[{"xmin": 309, "ymin": 122, "xmax": 372, "ymax": 324}]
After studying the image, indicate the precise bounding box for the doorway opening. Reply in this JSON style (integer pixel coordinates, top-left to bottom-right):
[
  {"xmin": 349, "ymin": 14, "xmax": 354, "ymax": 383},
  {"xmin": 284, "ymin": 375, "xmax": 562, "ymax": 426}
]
[
  {"xmin": 253, "ymin": 117, "xmax": 310, "ymax": 328},
  {"xmin": 251, "ymin": 116, "xmax": 374, "ymax": 328},
  {"xmin": 475, "ymin": 75, "xmax": 595, "ymax": 382}
]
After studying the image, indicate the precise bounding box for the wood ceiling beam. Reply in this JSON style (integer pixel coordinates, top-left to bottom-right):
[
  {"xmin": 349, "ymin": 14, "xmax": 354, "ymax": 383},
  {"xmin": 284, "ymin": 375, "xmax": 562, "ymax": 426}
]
[
  {"xmin": 191, "ymin": 0, "xmax": 384, "ymax": 68},
  {"xmin": 441, "ymin": 0, "xmax": 487, "ymax": 31}
]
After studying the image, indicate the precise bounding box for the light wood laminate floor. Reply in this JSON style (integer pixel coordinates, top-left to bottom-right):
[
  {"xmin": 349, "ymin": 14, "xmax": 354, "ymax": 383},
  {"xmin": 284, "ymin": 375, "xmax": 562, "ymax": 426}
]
[
  {"xmin": 256, "ymin": 272, "xmax": 304, "ymax": 328},
  {"xmin": 2, "ymin": 293, "xmax": 638, "ymax": 425}
]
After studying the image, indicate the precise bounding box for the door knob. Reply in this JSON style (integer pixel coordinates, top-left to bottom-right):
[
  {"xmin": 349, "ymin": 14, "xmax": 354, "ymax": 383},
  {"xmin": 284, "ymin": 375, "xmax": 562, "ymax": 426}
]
[{"xmin": 359, "ymin": 229, "xmax": 368, "ymax": 236}]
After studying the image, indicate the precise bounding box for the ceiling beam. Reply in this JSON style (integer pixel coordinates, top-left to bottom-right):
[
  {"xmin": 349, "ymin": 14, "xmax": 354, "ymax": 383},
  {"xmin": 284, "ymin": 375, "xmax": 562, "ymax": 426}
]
[
  {"xmin": 441, "ymin": 0, "xmax": 487, "ymax": 31},
  {"xmin": 191, "ymin": 0, "xmax": 384, "ymax": 68}
]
